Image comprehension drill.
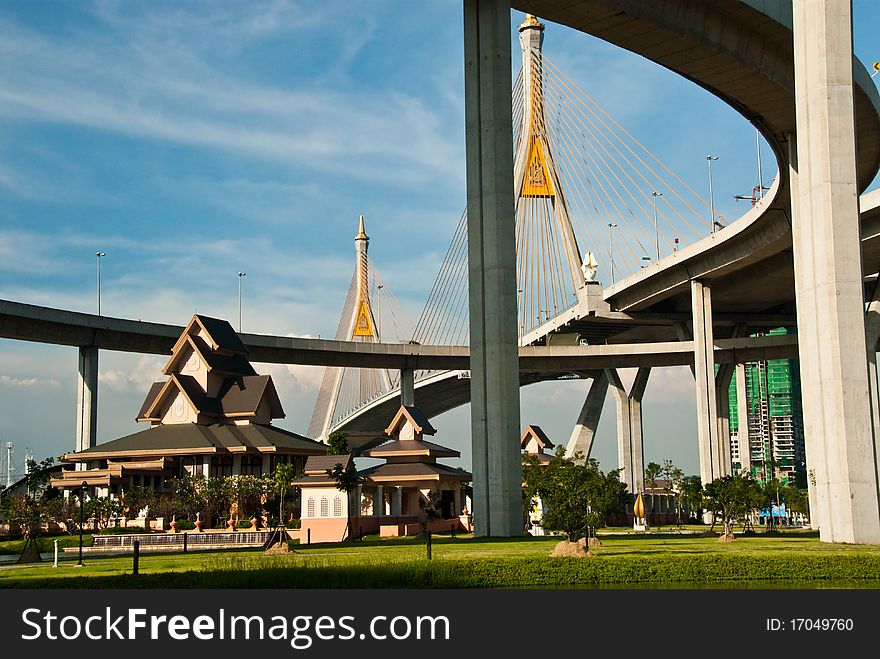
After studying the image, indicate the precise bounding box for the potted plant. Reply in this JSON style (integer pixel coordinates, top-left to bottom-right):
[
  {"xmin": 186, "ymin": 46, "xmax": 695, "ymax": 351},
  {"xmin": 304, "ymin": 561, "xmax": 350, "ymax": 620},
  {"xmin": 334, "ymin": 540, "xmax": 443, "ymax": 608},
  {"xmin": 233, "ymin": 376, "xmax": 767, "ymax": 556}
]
[
  {"xmin": 194, "ymin": 512, "xmax": 203, "ymax": 533},
  {"xmin": 169, "ymin": 514, "xmax": 178, "ymax": 533}
]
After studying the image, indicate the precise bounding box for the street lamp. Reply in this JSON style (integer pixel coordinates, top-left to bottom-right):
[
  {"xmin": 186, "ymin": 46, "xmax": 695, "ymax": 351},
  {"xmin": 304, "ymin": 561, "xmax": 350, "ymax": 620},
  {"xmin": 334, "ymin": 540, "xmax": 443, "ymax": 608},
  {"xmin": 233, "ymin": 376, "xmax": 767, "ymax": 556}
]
[
  {"xmin": 607, "ymin": 223, "xmax": 618, "ymax": 284},
  {"xmin": 77, "ymin": 480, "xmax": 87, "ymax": 566},
  {"xmin": 706, "ymin": 155, "xmax": 719, "ymax": 232},
  {"xmin": 96, "ymin": 252, "xmax": 106, "ymax": 315},
  {"xmin": 651, "ymin": 191, "xmax": 662, "ymax": 260},
  {"xmin": 237, "ymin": 272, "xmax": 246, "ymax": 332}
]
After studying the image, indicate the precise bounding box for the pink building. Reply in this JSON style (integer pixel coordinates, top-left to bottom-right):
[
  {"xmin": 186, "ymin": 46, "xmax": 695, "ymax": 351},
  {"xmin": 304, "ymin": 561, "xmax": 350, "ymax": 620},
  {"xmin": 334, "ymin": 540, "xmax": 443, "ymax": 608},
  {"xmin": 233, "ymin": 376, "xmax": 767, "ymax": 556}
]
[{"xmin": 295, "ymin": 405, "xmax": 472, "ymax": 543}]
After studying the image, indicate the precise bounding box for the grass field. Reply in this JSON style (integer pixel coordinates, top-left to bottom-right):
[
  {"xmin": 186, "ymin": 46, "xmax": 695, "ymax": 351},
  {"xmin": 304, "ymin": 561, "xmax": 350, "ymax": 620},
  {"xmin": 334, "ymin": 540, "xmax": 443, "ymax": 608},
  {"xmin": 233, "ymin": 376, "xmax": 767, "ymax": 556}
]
[{"xmin": 2, "ymin": 527, "xmax": 880, "ymax": 589}]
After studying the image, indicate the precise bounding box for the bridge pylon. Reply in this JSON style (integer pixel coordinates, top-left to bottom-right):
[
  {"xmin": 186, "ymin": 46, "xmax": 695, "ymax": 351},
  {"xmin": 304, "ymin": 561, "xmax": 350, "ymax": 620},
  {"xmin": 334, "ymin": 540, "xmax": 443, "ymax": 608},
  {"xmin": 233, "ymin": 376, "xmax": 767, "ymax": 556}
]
[{"xmin": 307, "ymin": 215, "xmax": 395, "ymax": 442}]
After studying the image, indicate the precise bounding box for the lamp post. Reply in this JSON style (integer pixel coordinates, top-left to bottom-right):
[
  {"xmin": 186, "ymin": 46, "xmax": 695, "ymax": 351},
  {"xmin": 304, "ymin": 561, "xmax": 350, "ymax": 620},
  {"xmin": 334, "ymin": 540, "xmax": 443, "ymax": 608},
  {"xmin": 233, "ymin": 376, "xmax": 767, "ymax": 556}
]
[
  {"xmin": 77, "ymin": 480, "xmax": 87, "ymax": 566},
  {"xmin": 96, "ymin": 252, "xmax": 106, "ymax": 315},
  {"xmin": 237, "ymin": 272, "xmax": 246, "ymax": 332},
  {"xmin": 651, "ymin": 191, "xmax": 662, "ymax": 260},
  {"xmin": 706, "ymin": 155, "xmax": 719, "ymax": 232},
  {"xmin": 607, "ymin": 223, "xmax": 618, "ymax": 284}
]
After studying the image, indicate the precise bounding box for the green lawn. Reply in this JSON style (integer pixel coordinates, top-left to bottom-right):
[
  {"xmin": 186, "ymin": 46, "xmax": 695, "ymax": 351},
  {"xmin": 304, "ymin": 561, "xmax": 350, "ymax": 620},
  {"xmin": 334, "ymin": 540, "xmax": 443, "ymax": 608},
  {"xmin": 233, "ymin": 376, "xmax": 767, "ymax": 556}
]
[{"xmin": 2, "ymin": 529, "xmax": 879, "ymax": 589}]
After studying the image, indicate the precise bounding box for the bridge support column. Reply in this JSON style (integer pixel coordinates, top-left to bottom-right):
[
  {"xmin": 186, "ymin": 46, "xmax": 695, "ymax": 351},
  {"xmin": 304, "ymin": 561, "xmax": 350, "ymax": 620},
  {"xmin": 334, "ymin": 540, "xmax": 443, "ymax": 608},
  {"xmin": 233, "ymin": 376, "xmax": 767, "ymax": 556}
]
[
  {"xmin": 463, "ymin": 0, "xmax": 521, "ymax": 537},
  {"xmin": 606, "ymin": 367, "xmax": 650, "ymax": 495},
  {"xmin": 400, "ymin": 368, "xmax": 415, "ymax": 407},
  {"xmin": 789, "ymin": 0, "xmax": 880, "ymax": 543},
  {"xmin": 691, "ymin": 280, "xmax": 722, "ymax": 487},
  {"xmin": 735, "ymin": 363, "xmax": 752, "ymax": 476},
  {"xmin": 715, "ymin": 363, "xmax": 735, "ymax": 477},
  {"xmin": 75, "ymin": 346, "xmax": 98, "ymax": 465},
  {"xmin": 565, "ymin": 371, "xmax": 608, "ymax": 460}
]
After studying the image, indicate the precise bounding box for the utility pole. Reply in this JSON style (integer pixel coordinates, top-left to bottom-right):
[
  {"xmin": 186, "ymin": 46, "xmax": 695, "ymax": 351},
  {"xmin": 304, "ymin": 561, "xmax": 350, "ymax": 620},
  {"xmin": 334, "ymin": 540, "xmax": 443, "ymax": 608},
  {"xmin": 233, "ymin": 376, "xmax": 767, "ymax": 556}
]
[
  {"xmin": 607, "ymin": 222, "xmax": 618, "ymax": 284},
  {"xmin": 651, "ymin": 191, "xmax": 662, "ymax": 260},
  {"xmin": 237, "ymin": 272, "xmax": 246, "ymax": 332},
  {"xmin": 96, "ymin": 251, "xmax": 106, "ymax": 315},
  {"xmin": 706, "ymin": 155, "xmax": 719, "ymax": 232}
]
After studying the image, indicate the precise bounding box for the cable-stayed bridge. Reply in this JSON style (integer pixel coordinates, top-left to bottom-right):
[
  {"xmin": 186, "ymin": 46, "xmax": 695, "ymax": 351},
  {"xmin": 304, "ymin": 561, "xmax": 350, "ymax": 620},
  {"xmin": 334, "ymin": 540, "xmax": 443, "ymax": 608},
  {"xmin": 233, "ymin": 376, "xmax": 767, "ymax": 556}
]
[
  {"xmin": 3, "ymin": 1, "xmax": 880, "ymax": 543},
  {"xmin": 308, "ymin": 14, "xmax": 755, "ymax": 445}
]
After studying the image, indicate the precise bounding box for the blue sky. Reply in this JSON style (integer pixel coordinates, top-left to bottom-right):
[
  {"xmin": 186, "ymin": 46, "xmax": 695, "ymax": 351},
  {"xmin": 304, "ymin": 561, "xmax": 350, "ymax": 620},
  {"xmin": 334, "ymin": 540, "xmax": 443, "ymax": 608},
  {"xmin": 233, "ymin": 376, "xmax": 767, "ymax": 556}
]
[{"xmin": 1, "ymin": 1, "xmax": 878, "ymax": 480}]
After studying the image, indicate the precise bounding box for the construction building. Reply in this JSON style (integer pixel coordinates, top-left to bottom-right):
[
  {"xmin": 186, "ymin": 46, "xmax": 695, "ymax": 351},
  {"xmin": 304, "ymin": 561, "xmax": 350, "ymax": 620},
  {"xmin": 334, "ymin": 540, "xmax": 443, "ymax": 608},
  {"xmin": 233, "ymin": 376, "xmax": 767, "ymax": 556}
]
[{"xmin": 728, "ymin": 327, "xmax": 806, "ymax": 486}]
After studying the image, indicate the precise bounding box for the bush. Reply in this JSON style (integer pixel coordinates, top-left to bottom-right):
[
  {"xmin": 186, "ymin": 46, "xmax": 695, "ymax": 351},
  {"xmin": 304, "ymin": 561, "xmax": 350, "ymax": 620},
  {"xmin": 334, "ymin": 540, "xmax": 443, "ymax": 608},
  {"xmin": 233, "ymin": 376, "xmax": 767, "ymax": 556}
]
[
  {"xmin": 96, "ymin": 527, "xmax": 153, "ymax": 535},
  {"xmin": 176, "ymin": 519, "xmax": 195, "ymax": 531},
  {"xmin": 285, "ymin": 519, "xmax": 301, "ymax": 530},
  {"xmin": 237, "ymin": 520, "xmax": 255, "ymax": 529}
]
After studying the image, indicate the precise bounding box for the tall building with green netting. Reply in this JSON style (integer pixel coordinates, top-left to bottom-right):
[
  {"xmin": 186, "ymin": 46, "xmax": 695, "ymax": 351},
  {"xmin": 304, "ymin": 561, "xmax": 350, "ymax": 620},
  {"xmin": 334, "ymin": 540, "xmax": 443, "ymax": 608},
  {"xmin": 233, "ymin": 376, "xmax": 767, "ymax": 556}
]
[{"xmin": 728, "ymin": 327, "xmax": 806, "ymax": 486}]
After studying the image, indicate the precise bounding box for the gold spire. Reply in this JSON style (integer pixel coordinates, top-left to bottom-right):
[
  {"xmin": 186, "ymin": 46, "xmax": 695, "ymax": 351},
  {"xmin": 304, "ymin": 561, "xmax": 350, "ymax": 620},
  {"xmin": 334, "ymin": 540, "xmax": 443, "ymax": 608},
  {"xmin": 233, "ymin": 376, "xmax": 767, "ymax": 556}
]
[
  {"xmin": 518, "ymin": 13, "xmax": 544, "ymax": 32},
  {"xmin": 355, "ymin": 214, "xmax": 368, "ymax": 240}
]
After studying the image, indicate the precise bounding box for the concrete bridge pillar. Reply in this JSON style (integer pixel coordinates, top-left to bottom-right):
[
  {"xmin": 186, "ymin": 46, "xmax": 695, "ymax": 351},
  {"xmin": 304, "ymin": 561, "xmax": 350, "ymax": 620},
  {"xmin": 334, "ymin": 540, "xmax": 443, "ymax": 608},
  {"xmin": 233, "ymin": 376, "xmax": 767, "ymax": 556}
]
[
  {"xmin": 735, "ymin": 363, "xmax": 752, "ymax": 476},
  {"xmin": 400, "ymin": 368, "xmax": 415, "ymax": 407},
  {"xmin": 565, "ymin": 370, "xmax": 608, "ymax": 460},
  {"xmin": 691, "ymin": 280, "xmax": 722, "ymax": 486},
  {"xmin": 463, "ymin": 0, "xmax": 522, "ymax": 537},
  {"xmin": 789, "ymin": 0, "xmax": 880, "ymax": 543},
  {"xmin": 715, "ymin": 363, "xmax": 735, "ymax": 477},
  {"xmin": 606, "ymin": 367, "xmax": 650, "ymax": 494},
  {"xmin": 75, "ymin": 346, "xmax": 98, "ymax": 466}
]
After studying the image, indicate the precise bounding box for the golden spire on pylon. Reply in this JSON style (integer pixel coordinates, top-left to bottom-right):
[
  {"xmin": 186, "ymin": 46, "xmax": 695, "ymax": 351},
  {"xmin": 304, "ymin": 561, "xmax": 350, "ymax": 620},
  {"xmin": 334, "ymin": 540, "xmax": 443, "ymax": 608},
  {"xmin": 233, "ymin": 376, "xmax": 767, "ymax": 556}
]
[
  {"xmin": 518, "ymin": 13, "xmax": 544, "ymax": 32},
  {"xmin": 355, "ymin": 214, "xmax": 368, "ymax": 240}
]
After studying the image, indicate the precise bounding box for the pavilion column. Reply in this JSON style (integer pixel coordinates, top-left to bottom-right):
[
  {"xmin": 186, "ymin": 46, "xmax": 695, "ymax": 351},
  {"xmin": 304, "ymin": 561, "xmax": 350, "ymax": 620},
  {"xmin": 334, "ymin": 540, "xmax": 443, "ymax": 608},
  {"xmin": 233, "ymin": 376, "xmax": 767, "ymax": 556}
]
[
  {"xmin": 374, "ymin": 485, "xmax": 384, "ymax": 516},
  {"xmin": 464, "ymin": 0, "xmax": 521, "ymax": 537},
  {"xmin": 355, "ymin": 485, "xmax": 363, "ymax": 518},
  {"xmin": 400, "ymin": 368, "xmax": 415, "ymax": 407},
  {"xmin": 606, "ymin": 367, "xmax": 650, "ymax": 495},
  {"xmin": 393, "ymin": 486, "xmax": 403, "ymax": 517},
  {"xmin": 565, "ymin": 370, "xmax": 609, "ymax": 460},
  {"xmin": 74, "ymin": 346, "xmax": 98, "ymax": 471},
  {"xmin": 790, "ymin": 0, "xmax": 880, "ymax": 543},
  {"xmin": 735, "ymin": 363, "xmax": 752, "ymax": 476},
  {"xmin": 691, "ymin": 279, "xmax": 721, "ymax": 486}
]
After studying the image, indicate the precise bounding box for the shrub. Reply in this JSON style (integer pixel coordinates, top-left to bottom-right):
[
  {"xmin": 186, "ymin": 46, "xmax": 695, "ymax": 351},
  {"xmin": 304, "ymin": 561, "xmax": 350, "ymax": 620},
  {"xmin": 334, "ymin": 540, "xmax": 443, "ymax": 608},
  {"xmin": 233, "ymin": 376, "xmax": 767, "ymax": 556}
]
[
  {"xmin": 176, "ymin": 519, "xmax": 195, "ymax": 531},
  {"xmin": 236, "ymin": 520, "xmax": 255, "ymax": 529}
]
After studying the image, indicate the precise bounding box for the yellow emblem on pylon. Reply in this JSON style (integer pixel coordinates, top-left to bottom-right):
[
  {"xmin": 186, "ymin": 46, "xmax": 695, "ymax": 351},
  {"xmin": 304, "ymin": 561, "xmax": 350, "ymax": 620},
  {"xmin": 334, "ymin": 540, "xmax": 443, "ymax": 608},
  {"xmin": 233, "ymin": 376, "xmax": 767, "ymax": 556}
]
[
  {"xmin": 521, "ymin": 138, "xmax": 554, "ymax": 197},
  {"xmin": 353, "ymin": 300, "xmax": 374, "ymax": 337}
]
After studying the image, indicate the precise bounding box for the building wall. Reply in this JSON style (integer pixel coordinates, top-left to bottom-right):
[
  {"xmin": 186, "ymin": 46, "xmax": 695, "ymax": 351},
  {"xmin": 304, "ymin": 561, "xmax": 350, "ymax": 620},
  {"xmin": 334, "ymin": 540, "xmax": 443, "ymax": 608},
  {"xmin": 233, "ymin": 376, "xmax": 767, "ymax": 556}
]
[{"xmin": 160, "ymin": 389, "xmax": 197, "ymax": 425}]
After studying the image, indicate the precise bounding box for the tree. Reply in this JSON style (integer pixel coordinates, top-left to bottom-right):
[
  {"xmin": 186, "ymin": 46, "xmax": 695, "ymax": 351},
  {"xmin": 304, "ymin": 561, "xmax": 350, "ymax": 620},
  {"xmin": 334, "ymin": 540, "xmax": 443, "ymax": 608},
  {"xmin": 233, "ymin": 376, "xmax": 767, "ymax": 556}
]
[
  {"xmin": 327, "ymin": 431, "xmax": 349, "ymax": 455},
  {"xmin": 522, "ymin": 447, "xmax": 627, "ymax": 543},
  {"xmin": 644, "ymin": 461, "xmax": 663, "ymax": 526},
  {"xmin": 761, "ymin": 477, "xmax": 785, "ymax": 531},
  {"xmin": 703, "ymin": 474, "xmax": 764, "ymax": 538},
  {"xmin": 269, "ymin": 463, "xmax": 299, "ymax": 527},
  {"xmin": 326, "ymin": 461, "xmax": 361, "ymax": 541},
  {"xmin": 679, "ymin": 476, "xmax": 704, "ymax": 523}
]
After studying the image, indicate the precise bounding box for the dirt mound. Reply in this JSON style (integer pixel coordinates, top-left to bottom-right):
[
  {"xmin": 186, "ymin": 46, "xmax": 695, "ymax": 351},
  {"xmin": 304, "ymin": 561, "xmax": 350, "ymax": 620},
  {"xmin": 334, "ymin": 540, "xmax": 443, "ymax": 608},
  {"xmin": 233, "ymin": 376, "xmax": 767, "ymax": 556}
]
[
  {"xmin": 550, "ymin": 539, "xmax": 594, "ymax": 558},
  {"xmin": 717, "ymin": 533, "xmax": 736, "ymax": 542},
  {"xmin": 264, "ymin": 541, "xmax": 293, "ymax": 555}
]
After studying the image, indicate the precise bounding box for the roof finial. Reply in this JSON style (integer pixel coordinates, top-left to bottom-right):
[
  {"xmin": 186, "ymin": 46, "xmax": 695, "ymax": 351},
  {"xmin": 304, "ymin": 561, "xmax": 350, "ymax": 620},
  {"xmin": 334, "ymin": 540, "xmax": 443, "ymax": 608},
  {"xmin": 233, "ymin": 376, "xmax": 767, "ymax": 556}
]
[
  {"xmin": 355, "ymin": 214, "xmax": 368, "ymax": 240},
  {"xmin": 518, "ymin": 13, "xmax": 544, "ymax": 32}
]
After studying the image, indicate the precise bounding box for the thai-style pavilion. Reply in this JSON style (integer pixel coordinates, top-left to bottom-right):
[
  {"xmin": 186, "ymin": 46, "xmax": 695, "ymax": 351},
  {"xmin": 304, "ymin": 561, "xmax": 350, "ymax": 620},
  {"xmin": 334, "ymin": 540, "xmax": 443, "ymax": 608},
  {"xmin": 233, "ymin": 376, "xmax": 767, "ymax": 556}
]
[
  {"xmin": 294, "ymin": 405, "xmax": 472, "ymax": 543},
  {"xmin": 50, "ymin": 314, "xmax": 326, "ymax": 496},
  {"xmin": 521, "ymin": 424, "xmax": 554, "ymax": 535}
]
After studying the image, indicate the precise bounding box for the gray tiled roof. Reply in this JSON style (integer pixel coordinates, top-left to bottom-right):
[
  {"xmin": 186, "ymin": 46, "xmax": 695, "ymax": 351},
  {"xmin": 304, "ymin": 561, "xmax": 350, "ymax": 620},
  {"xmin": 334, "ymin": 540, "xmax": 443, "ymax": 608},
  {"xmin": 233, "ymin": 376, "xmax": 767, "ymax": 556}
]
[
  {"xmin": 362, "ymin": 439, "xmax": 459, "ymax": 459},
  {"xmin": 66, "ymin": 423, "xmax": 325, "ymax": 458}
]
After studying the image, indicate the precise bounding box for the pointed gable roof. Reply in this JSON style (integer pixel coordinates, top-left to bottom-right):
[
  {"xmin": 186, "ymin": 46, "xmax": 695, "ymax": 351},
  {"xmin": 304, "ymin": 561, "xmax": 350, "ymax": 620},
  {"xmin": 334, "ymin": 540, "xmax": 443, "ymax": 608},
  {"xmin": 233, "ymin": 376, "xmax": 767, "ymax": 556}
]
[
  {"xmin": 165, "ymin": 314, "xmax": 247, "ymax": 373},
  {"xmin": 139, "ymin": 373, "xmax": 223, "ymax": 421},
  {"xmin": 217, "ymin": 374, "xmax": 285, "ymax": 419},
  {"xmin": 384, "ymin": 405, "xmax": 436, "ymax": 437},
  {"xmin": 136, "ymin": 381, "xmax": 166, "ymax": 422},
  {"xmin": 521, "ymin": 424, "xmax": 554, "ymax": 452},
  {"xmin": 162, "ymin": 334, "xmax": 257, "ymax": 377}
]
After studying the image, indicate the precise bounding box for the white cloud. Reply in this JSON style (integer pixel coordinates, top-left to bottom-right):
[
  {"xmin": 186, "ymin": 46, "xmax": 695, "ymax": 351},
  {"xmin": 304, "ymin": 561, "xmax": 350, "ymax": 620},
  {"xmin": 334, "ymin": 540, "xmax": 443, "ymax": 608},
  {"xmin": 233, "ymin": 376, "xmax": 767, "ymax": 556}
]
[{"xmin": 0, "ymin": 375, "xmax": 60, "ymax": 388}]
